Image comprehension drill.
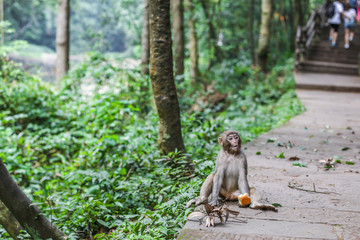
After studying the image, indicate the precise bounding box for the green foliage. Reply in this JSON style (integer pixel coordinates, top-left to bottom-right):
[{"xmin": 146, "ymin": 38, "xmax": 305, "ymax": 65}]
[{"xmin": 0, "ymin": 52, "xmax": 303, "ymax": 239}]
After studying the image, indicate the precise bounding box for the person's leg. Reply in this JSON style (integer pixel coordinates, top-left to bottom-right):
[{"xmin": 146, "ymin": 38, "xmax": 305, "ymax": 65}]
[
  {"xmin": 329, "ymin": 26, "xmax": 334, "ymax": 42},
  {"xmin": 345, "ymin": 28, "xmax": 350, "ymax": 48},
  {"xmin": 349, "ymin": 26, "xmax": 354, "ymax": 41},
  {"xmin": 331, "ymin": 24, "xmax": 339, "ymax": 47}
]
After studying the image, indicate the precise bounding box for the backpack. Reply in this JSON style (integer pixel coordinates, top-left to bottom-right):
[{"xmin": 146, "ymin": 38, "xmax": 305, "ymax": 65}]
[
  {"xmin": 349, "ymin": 0, "xmax": 357, "ymax": 8},
  {"xmin": 326, "ymin": 2, "xmax": 335, "ymax": 18}
]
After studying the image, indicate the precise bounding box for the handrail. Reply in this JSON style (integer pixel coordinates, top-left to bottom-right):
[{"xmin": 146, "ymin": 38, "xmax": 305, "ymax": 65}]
[{"xmin": 295, "ymin": 3, "xmax": 325, "ymax": 69}]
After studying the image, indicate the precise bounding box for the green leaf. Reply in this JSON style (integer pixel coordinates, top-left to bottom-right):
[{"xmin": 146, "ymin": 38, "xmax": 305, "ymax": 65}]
[
  {"xmin": 341, "ymin": 147, "xmax": 351, "ymax": 151},
  {"xmin": 120, "ymin": 168, "xmax": 127, "ymax": 176},
  {"xmin": 292, "ymin": 161, "xmax": 307, "ymax": 167},
  {"xmin": 97, "ymin": 219, "xmax": 110, "ymax": 228},
  {"xmin": 345, "ymin": 161, "xmax": 355, "ymax": 165},
  {"xmin": 256, "ymin": 151, "xmax": 261, "ymax": 155},
  {"xmin": 275, "ymin": 152, "xmax": 285, "ymax": 158},
  {"xmin": 272, "ymin": 203, "xmax": 282, "ymax": 207}
]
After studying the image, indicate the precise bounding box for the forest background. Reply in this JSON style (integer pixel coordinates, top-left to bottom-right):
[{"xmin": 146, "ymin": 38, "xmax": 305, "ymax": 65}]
[{"xmin": 0, "ymin": 0, "xmax": 322, "ymax": 239}]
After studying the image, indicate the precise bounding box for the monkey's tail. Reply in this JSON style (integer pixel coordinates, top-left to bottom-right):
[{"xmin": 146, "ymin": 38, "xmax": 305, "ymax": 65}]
[{"xmin": 250, "ymin": 202, "xmax": 278, "ymax": 212}]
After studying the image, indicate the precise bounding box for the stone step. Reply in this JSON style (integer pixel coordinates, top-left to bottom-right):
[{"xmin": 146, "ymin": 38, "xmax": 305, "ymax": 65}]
[
  {"xmin": 307, "ymin": 53, "xmax": 358, "ymax": 64},
  {"xmin": 298, "ymin": 60, "xmax": 358, "ymax": 75},
  {"xmin": 294, "ymin": 72, "xmax": 360, "ymax": 92}
]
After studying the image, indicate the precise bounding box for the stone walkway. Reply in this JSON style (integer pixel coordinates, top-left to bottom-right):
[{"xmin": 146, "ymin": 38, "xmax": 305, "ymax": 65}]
[{"xmin": 178, "ymin": 72, "xmax": 360, "ymax": 240}]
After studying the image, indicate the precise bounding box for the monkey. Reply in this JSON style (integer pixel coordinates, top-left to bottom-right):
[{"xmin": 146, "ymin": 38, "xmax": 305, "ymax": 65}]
[{"xmin": 187, "ymin": 130, "xmax": 277, "ymax": 212}]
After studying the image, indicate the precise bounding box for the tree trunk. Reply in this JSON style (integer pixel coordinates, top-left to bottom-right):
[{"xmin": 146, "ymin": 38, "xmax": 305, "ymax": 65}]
[
  {"xmin": 200, "ymin": 0, "xmax": 222, "ymax": 67},
  {"xmin": 185, "ymin": 0, "xmax": 200, "ymax": 85},
  {"xmin": 294, "ymin": 0, "xmax": 303, "ymax": 29},
  {"xmin": 149, "ymin": 0, "xmax": 187, "ymax": 156},
  {"xmin": 0, "ymin": 159, "xmax": 65, "ymax": 240},
  {"xmin": 256, "ymin": 0, "xmax": 272, "ymax": 72},
  {"xmin": 0, "ymin": 200, "xmax": 22, "ymax": 240},
  {"xmin": 56, "ymin": 0, "xmax": 70, "ymax": 82},
  {"xmin": 141, "ymin": 0, "xmax": 150, "ymax": 75},
  {"xmin": 1, "ymin": 0, "xmax": 4, "ymax": 45},
  {"xmin": 249, "ymin": 0, "xmax": 255, "ymax": 66},
  {"xmin": 171, "ymin": 0, "xmax": 185, "ymax": 81}
]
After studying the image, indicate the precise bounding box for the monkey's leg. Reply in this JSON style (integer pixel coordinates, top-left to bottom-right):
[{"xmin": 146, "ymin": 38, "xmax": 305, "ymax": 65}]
[
  {"xmin": 220, "ymin": 189, "xmax": 239, "ymax": 201},
  {"xmin": 249, "ymin": 187, "xmax": 278, "ymax": 212},
  {"xmin": 197, "ymin": 173, "xmax": 214, "ymax": 205},
  {"xmin": 186, "ymin": 174, "xmax": 214, "ymax": 208}
]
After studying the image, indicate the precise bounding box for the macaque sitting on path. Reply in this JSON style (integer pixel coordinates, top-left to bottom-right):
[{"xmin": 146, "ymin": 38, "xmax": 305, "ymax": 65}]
[{"xmin": 187, "ymin": 130, "xmax": 277, "ymax": 212}]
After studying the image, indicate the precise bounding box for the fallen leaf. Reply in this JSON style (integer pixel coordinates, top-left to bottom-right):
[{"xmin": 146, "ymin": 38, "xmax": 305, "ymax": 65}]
[
  {"xmin": 275, "ymin": 152, "xmax": 285, "ymax": 159},
  {"xmin": 288, "ymin": 141, "xmax": 295, "ymax": 148},
  {"xmin": 204, "ymin": 203, "xmax": 214, "ymax": 214},
  {"xmin": 210, "ymin": 216, "xmax": 215, "ymax": 227},
  {"xmin": 225, "ymin": 209, "xmax": 229, "ymax": 223},
  {"xmin": 289, "ymin": 156, "xmax": 300, "ymax": 161},
  {"xmin": 345, "ymin": 161, "xmax": 355, "ymax": 165},
  {"xmin": 219, "ymin": 215, "xmax": 224, "ymax": 224},
  {"xmin": 292, "ymin": 161, "xmax": 307, "ymax": 167},
  {"xmin": 256, "ymin": 151, "xmax": 261, "ymax": 155},
  {"xmin": 342, "ymin": 147, "xmax": 351, "ymax": 151},
  {"xmin": 187, "ymin": 212, "xmax": 206, "ymax": 220},
  {"xmin": 205, "ymin": 217, "xmax": 211, "ymax": 227}
]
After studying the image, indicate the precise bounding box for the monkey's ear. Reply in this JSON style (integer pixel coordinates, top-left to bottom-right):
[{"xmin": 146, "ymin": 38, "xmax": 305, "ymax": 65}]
[{"xmin": 218, "ymin": 137, "xmax": 223, "ymax": 145}]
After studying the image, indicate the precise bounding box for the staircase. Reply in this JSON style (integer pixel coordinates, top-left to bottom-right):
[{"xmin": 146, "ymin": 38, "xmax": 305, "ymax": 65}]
[{"xmin": 295, "ymin": 6, "xmax": 360, "ymax": 76}]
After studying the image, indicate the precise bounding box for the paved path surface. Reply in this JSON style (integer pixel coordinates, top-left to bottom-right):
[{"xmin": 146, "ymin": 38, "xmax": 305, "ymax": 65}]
[{"xmin": 178, "ymin": 73, "xmax": 360, "ymax": 240}]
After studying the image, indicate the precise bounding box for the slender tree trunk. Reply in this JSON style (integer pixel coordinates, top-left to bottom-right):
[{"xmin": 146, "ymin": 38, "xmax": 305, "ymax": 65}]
[
  {"xmin": 249, "ymin": 0, "xmax": 256, "ymax": 65},
  {"xmin": 56, "ymin": 0, "xmax": 70, "ymax": 82},
  {"xmin": 0, "ymin": 0, "xmax": 4, "ymax": 45},
  {"xmin": 288, "ymin": 0, "xmax": 296, "ymax": 51},
  {"xmin": 294, "ymin": 0, "xmax": 303, "ymax": 29},
  {"xmin": 0, "ymin": 159, "xmax": 65, "ymax": 240},
  {"xmin": 171, "ymin": 0, "xmax": 185, "ymax": 81},
  {"xmin": 256, "ymin": 0, "xmax": 272, "ymax": 72},
  {"xmin": 141, "ymin": 0, "xmax": 150, "ymax": 75},
  {"xmin": 200, "ymin": 0, "xmax": 222, "ymax": 67},
  {"xmin": 185, "ymin": 0, "xmax": 200, "ymax": 85},
  {"xmin": 0, "ymin": 200, "xmax": 22, "ymax": 240},
  {"xmin": 149, "ymin": 0, "xmax": 187, "ymax": 156}
]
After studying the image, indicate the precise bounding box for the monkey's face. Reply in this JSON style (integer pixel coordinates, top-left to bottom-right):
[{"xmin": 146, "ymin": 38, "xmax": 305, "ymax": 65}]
[
  {"xmin": 219, "ymin": 131, "xmax": 242, "ymax": 155},
  {"xmin": 223, "ymin": 133, "xmax": 241, "ymax": 155}
]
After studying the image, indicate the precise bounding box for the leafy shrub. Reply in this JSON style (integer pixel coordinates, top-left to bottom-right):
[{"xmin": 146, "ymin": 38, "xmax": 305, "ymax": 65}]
[{"xmin": 0, "ymin": 54, "xmax": 303, "ymax": 239}]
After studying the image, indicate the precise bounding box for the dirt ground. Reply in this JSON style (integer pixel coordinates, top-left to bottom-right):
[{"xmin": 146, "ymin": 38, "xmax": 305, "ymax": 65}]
[{"xmin": 178, "ymin": 73, "xmax": 360, "ymax": 240}]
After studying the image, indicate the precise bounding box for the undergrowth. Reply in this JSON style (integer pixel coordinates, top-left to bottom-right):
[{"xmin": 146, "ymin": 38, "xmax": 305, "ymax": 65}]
[{"xmin": 0, "ymin": 52, "xmax": 304, "ymax": 239}]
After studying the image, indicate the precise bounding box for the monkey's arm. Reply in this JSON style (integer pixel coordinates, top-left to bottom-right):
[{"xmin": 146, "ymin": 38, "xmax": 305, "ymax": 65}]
[{"xmin": 238, "ymin": 153, "xmax": 250, "ymax": 195}]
